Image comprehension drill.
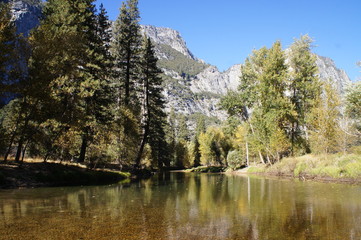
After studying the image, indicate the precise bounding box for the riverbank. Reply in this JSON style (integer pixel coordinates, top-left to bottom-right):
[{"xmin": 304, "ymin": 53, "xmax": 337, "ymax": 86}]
[
  {"xmin": 243, "ymin": 152, "xmax": 361, "ymax": 184},
  {"xmin": 0, "ymin": 159, "xmax": 131, "ymax": 189},
  {"xmin": 182, "ymin": 151, "xmax": 361, "ymax": 184}
]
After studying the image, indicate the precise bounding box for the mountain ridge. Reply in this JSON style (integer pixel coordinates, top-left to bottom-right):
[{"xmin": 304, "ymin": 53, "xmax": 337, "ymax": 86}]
[
  {"xmin": 141, "ymin": 25, "xmax": 351, "ymax": 121},
  {"xmin": 5, "ymin": 0, "xmax": 352, "ymax": 122}
]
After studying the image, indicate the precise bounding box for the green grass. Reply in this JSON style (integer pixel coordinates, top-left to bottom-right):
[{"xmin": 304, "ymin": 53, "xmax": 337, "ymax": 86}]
[
  {"xmin": 247, "ymin": 152, "xmax": 361, "ymax": 179},
  {"xmin": 187, "ymin": 166, "xmax": 225, "ymax": 173},
  {"xmin": 247, "ymin": 166, "xmax": 266, "ymax": 173},
  {"xmin": 35, "ymin": 166, "xmax": 130, "ymax": 186}
]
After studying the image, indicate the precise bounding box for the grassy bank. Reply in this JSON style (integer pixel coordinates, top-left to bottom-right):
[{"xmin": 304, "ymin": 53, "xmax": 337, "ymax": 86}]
[
  {"xmin": 185, "ymin": 166, "xmax": 225, "ymax": 173},
  {"xmin": 0, "ymin": 160, "xmax": 130, "ymax": 189},
  {"xmin": 247, "ymin": 151, "xmax": 361, "ymax": 182}
]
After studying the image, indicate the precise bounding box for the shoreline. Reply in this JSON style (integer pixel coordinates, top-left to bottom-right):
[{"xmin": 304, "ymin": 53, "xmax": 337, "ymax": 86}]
[
  {"xmin": 226, "ymin": 167, "xmax": 361, "ymax": 185},
  {"xmin": 0, "ymin": 160, "xmax": 130, "ymax": 189}
]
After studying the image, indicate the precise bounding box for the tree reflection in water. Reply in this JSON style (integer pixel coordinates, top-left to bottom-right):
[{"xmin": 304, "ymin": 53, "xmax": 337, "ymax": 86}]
[{"xmin": 0, "ymin": 173, "xmax": 360, "ymax": 239}]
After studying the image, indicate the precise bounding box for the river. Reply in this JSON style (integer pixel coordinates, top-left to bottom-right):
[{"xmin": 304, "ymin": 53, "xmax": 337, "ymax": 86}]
[{"xmin": 0, "ymin": 172, "xmax": 360, "ymax": 239}]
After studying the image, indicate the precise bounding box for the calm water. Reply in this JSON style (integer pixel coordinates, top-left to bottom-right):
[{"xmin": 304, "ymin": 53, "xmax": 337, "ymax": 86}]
[{"xmin": 0, "ymin": 173, "xmax": 361, "ymax": 240}]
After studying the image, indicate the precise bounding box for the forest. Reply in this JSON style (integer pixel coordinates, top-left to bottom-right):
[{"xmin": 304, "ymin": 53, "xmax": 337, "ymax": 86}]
[{"xmin": 0, "ymin": 0, "xmax": 360, "ymax": 179}]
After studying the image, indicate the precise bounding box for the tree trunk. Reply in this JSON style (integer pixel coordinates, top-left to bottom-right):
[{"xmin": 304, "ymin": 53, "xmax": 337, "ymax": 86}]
[
  {"xmin": 4, "ymin": 133, "xmax": 16, "ymax": 162},
  {"xmin": 3, "ymin": 104, "xmax": 24, "ymax": 162},
  {"xmin": 21, "ymin": 140, "xmax": 29, "ymax": 162},
  {"xmin": 246, "ymin": 141, "xmax": 249, "ymax": 166},
  {"xmin": 78, "ymin": 131, "xmax": 88, "ymax": 163},
  {"xmin": 248, "ymin": 121, "xmax": 265, "ymax": 164},
  {"xmin": 14, "ymin": 138, "xmax": 24, "ymax": 162},
  {"xmin": 135, "ymin": 71, "xmax": 150, "ymax": 169},
  {"xmin": 14, "ymin": 115, "xmax": 30, "ymax": 162},
  {"xmin": 125, "ymin": 51, "xmax": 131, "ymax": 106},
  {"xmin": 135, "ymin": 125, "xmax": 148, "ymax": 168}
]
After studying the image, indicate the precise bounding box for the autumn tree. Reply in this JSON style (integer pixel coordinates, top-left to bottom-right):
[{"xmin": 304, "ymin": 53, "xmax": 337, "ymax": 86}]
[
  {"xmin": 288, "ymin": 35, "xmax": 321, "ymax": 154},
  {"xmin": 28, "ymin": 0, "xmax": 112, "ymax": 163},
  {"xmin": 307, "ymin": 82, "xmax": 342, "ymax": 153}
]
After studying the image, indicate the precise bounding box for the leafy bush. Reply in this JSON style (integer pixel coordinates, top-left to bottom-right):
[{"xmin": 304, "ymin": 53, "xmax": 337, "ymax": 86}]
[
  {"xmin": 227, "ymin": 150, "xmax": 244, "ymax": 170},
  {"xmin": 343, "ymin": 162, "xmax": 361, "ymax": 178},
  {"xmin": 247, "ymin": 166, "xmax": 266, "ymax": 173},
  {"xmin": 294, "ymin": 162, "xmax": 307, "ymax": 177},
  {"xmin": 349, "ymin": 146, "xmax": 361, "ymax": 155}
]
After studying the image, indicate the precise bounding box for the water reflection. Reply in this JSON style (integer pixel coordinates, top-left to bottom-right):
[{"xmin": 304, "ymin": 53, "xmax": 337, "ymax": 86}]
[{"xmin": 0, "ymin": 173, "xmax": 361, "ymax": 239}]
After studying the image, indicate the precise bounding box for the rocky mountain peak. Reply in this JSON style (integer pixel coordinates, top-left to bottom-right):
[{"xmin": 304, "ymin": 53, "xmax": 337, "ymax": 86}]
[
  {"xmin": 140, "ymin": 25, "xmax": 197, "ymax": 61},
  {"xmin": 315, "ymin": 55, "xmax": 351, "ymax": 95}
]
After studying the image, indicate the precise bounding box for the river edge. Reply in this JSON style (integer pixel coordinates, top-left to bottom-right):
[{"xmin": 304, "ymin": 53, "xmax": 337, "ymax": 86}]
[
  {"xmin": 0, "ymin": 160, "xmax": 131, "ymax": 189},
  {"xmin": 225, "ymin": 167, "xmax": 361, "ymax": 185},
  {"xmin": 181, "ymin": 165, "xmax": 361, "ymax": 185}
]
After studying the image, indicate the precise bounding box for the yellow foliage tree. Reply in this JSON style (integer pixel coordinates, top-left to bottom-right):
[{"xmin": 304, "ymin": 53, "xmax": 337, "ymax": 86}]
[
  {"xmin": 198, "ymin": 127, "xmax": 231, "ymax": 166},
  {"xmin": 307, "ymin": 82, "xmax": 342, "ymax": 154}
]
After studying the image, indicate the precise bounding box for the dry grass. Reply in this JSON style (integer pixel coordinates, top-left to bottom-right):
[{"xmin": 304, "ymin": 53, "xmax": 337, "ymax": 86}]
[{"xmin": 247, "ymin": 150, "xmax": 361, "ymax": 180}]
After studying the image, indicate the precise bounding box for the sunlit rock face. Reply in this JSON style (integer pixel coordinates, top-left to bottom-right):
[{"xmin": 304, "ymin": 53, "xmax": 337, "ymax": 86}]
[
  {"xmin": 3, "ymin": 0, "xmax": 42, "ymax": 36},
  {"xmin": 315, "ymin": 55, "xmax": 351, "ymax": 95},
  {"xmin": 141, "ymin": 25, "xmax": 196, "ymax": 61},
  {"xmin": 142, "ymin": 25, "xmax": 351, "ymax": 121}
]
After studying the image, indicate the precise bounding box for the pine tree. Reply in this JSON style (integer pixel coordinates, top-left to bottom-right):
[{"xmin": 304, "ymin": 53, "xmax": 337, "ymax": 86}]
[
  {"xmin": 177, "ymin": 114, "xmax": 190, "ymax": 141},
  {"xmin": 111, "ymin": 0, "xmax": 143, "ymax": 168},
  {"xmin": 29, "ymin": 0, "xmax": 107, "ymax": 163},
  {"xmin": 193, "ymin": 115, "xmax": 206, "ymax": 167},
  {"xmin": 111, "ymin": 0, "xmax": 141, "ymax": 108},
  {"xmin": 135, "ymin": 37, "xmax": 167, "ymax": 169},
  {"xmin": 78, "ymin": 2, "xmax": 115, "ymax": 163}
]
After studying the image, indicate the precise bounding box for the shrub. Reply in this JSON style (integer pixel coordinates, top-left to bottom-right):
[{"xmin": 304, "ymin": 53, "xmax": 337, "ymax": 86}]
[
  {"xmin": 294, "ymin": 162, "xmax": 307, "ymax": 177},
  {"xmin": 247, "ymin": 166, "xmax": 266, "ymax": 173},
  {"xmin": 320, "ymin": 166, "xmax": 342, "ymax": 178},
  {"xmin": 349, "ymin": 146, "xmax": 361, "ymax": 155},
  {"xmin": 343, "ymin": 162, "xmax": 361, "ymax": 178},
  {"xmin": 226, "ymin": 150, "xmax": 244, "ymax": 170}
]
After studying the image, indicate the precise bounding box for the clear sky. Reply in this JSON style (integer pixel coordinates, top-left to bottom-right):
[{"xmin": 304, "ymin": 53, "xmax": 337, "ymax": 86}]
[{"xmin": 95, "ymin": 0, "xmax": 361, "ymax": 81}]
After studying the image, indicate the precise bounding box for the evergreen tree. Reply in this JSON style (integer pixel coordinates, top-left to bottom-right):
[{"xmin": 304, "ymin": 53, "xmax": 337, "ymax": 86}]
[
  {"xmin": 78, "ymin": 2, "xmax": 115, "ymax": 163},
  {"xmin": 177, "ymin": 114, "xmax": 190, "ymax": 141},
  {"xmin": 193, "ymin": 115, "xmax": 206, "ymax": 167},
  {"xmin": 111, "ymin": 0, "xmax": 141, "ymax": 108},
  {"xmin": 29, "ymin": 0, "xmax": 107, "ymax": 162},
  {"xmin": 111, "ymin": 0, "xmax": 143, "ymax": 168},
  {"xmin": 135, "ymin": 37, "xmax": 167, "ymax": 169}
]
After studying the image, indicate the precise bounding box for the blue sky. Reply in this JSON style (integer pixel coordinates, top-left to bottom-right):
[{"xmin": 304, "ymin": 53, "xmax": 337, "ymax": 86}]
[{"xmin": 95, "ymin": 0, "xmax": 361, "ymax": 81}]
